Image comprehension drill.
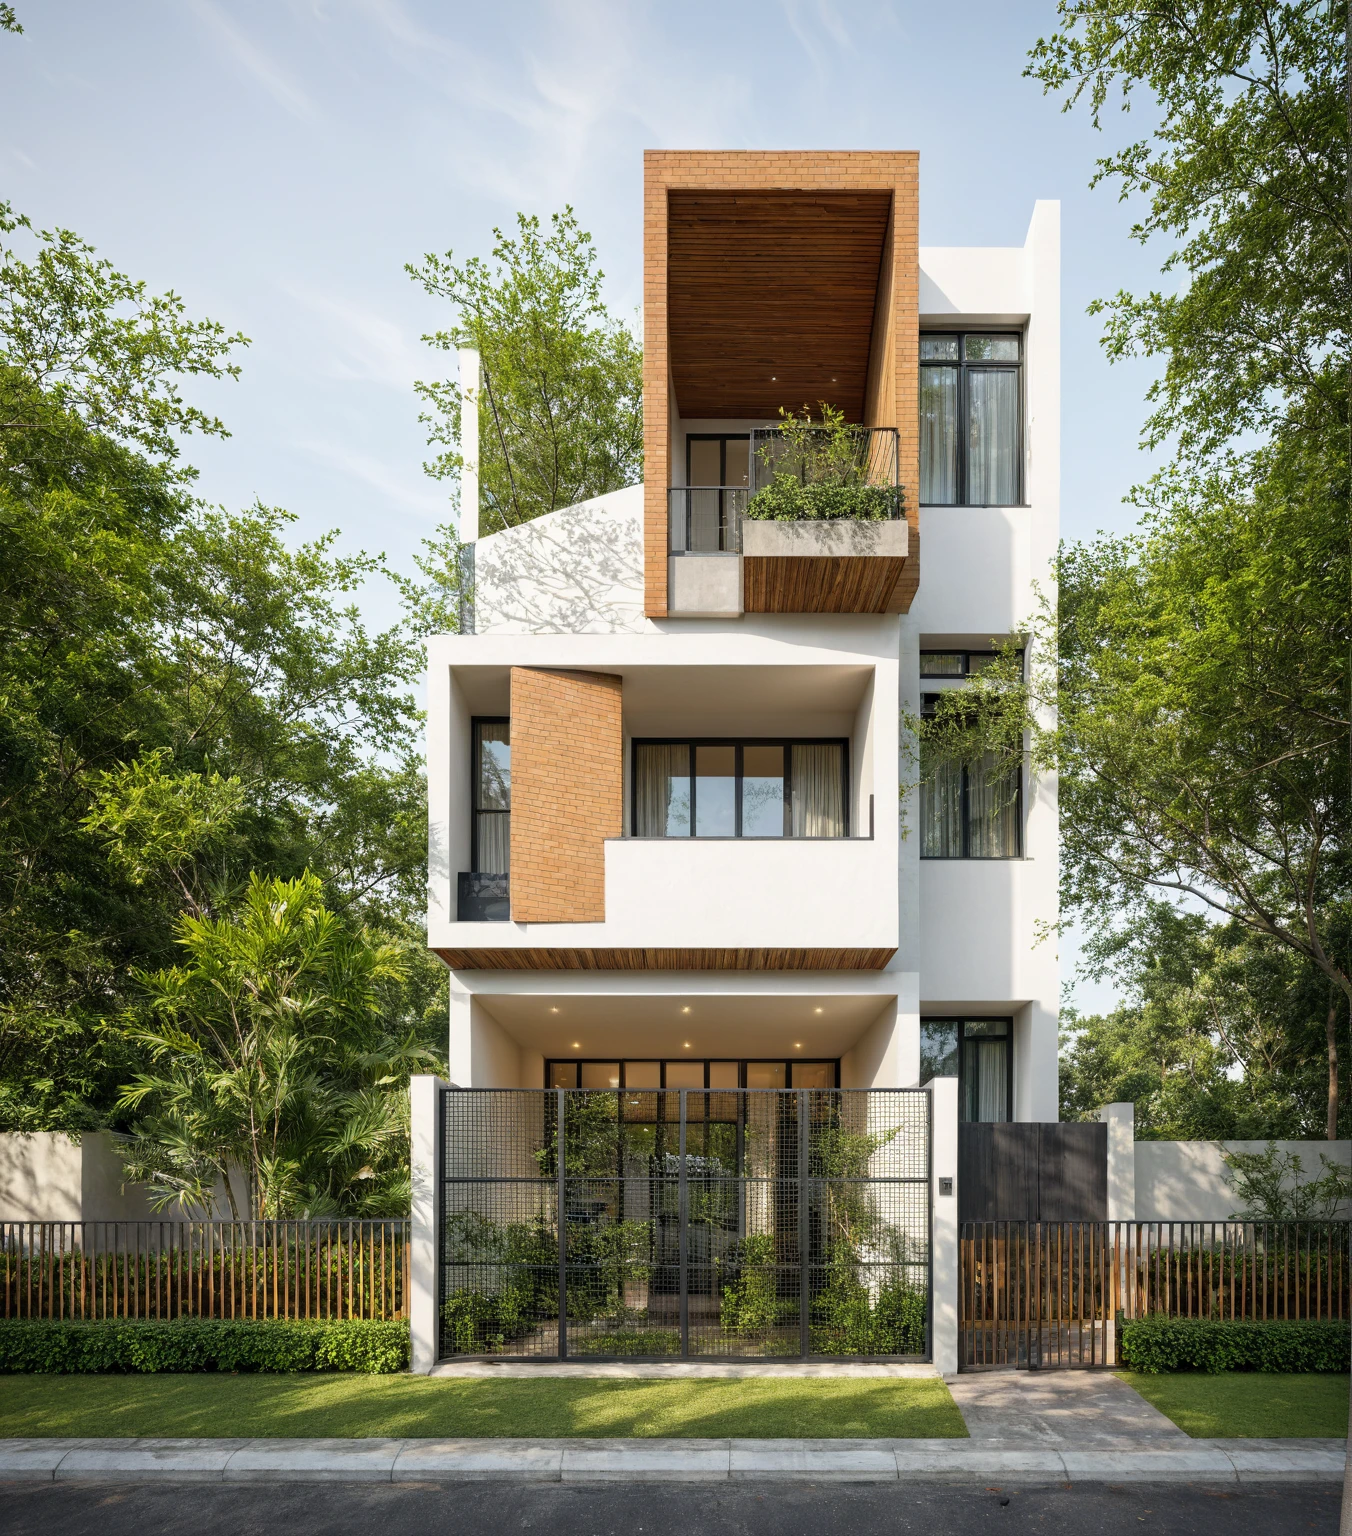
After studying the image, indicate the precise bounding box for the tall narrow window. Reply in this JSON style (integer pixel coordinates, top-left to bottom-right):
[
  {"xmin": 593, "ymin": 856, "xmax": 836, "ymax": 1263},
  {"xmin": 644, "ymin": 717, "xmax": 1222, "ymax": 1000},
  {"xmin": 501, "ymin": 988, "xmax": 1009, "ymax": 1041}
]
[
  {"xmin": 684, "ymin": 435, "xmax": 750, "ymax": 552},
  {"xmin": 919, "ymin": 696, "xmax": 1021, "ymax": 858},
  {"xmin": 919, "ymin": 333, "xmax": 1022, "ymax": 506},
  {"xmin": 919, "ymin": 1018, "xmax": 1011, "ymax": 1122},
  {"xmin": 473, "ymin": 718, "xmax": 510, "ymax": 872}
]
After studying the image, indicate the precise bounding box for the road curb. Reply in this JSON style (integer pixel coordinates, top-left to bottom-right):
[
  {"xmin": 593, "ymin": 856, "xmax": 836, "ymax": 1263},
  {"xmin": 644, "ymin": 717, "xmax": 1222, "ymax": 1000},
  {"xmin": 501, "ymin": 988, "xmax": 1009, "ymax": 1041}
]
[{"xmin": 0, "ymin": 1437, "xmax": 1344, "ymax": 1485}]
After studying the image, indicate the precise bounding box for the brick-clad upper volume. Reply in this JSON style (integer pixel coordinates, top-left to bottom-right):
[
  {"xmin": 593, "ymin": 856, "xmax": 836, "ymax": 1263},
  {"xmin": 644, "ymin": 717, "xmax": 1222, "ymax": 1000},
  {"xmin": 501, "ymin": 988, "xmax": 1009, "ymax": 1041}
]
[{"xmin": 643, "ymin": 151, "xmax": 920, "ymax": 619}]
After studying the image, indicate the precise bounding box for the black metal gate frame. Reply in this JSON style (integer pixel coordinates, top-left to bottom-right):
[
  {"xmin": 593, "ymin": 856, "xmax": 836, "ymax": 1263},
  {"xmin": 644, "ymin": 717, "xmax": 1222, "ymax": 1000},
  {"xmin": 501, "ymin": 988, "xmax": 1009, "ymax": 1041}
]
[{"xmin": 437, "ymin": 1086, "xmax": 931, "ymax": 1364}]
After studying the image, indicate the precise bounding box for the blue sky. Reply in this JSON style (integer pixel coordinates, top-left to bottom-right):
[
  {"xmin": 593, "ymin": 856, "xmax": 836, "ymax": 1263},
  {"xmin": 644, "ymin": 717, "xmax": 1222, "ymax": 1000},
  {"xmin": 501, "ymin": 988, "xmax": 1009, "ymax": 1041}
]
[{"xmin": 1, "ymin": 0, "xmax": 1168, "ymax": 1012}]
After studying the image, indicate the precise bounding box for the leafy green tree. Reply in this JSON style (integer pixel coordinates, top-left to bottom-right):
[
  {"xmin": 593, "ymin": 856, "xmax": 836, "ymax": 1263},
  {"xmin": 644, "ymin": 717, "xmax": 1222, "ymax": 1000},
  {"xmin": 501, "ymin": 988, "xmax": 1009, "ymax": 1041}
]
[
  {"xmin": 408, "ymin": 208, "xmax": 643, "ymax": 535},
  {"xmin": 118, "ymin": 872, "xmax": 437, "ymax": 1217},
  {"xmin": 1026, "ymin": 2, "xmax": 1349, "ymax": 461},
  {"xmin": 1060, "ymin": 903, "xmax": 1350, "ymax": 1138},
  {"xmin": 0, "ymin": 207, "xmax": 441, "ymax": 1132}
]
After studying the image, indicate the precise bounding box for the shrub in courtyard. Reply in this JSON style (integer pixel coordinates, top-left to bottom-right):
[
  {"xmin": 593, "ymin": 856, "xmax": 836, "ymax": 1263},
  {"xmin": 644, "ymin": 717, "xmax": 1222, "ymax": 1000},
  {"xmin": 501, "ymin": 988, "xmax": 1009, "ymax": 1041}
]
[
  {"xmin": 0, "ymin": 1317, "xmax": 409, "ymax": 1374},
  {"xmin": 1119, "ymin": 1317, "xmax": 1350, "ymax": 1374}
]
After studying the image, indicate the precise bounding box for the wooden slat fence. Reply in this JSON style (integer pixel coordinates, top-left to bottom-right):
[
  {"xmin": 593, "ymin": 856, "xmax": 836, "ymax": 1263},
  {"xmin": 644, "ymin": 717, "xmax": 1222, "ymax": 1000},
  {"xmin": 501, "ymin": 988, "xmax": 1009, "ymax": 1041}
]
[
  {"xmin": 0, "ymin": 1221, "xmax": 409, "ymax": 1321},
  {"xmin": 960, "ymin": 1221, "xmax": 1351, "ymax": 1369}
]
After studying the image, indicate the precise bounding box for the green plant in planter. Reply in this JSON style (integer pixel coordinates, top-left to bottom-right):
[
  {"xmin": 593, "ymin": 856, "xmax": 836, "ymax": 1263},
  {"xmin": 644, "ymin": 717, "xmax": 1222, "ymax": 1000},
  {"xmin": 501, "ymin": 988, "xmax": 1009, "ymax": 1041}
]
[{"xmin": 745, "ymin": 404, "xmax": 899, "ymax": 522}]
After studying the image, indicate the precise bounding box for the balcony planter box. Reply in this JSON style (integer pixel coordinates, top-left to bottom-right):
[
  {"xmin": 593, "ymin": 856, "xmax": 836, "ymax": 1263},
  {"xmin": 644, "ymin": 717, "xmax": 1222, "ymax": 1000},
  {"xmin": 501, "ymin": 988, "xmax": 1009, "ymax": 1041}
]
[{"xmin": 741, "ymin": 517, "xmax": 909, "ymax": 613}]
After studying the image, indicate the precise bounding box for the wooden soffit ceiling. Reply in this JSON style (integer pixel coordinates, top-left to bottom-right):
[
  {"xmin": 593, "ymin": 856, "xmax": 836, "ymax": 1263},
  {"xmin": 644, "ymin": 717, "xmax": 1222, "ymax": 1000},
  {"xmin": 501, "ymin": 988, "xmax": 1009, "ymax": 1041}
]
[{"xmin": 667, "ymin": 189, "xmax": 892, "ymax": 421}]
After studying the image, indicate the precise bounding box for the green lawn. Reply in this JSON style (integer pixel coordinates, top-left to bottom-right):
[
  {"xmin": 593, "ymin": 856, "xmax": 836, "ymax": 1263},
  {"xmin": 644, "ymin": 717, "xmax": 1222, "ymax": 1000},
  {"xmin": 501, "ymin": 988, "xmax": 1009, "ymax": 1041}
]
[
  {"xmin": 0, "ymin": 1373, "xmax": 967, "ymax": 1440},
  {"xmin": 1120, "ymin": 1372, "xmax": 1349, "ymax": 1439}
]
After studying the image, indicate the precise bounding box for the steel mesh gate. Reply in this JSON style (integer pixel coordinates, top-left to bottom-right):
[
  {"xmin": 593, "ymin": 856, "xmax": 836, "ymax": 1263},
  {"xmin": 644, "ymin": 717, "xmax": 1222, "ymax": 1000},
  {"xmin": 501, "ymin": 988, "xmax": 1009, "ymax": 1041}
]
[{"xmin": 438, "ymin": 1088, "xmax": 930, "ymax": 1361}]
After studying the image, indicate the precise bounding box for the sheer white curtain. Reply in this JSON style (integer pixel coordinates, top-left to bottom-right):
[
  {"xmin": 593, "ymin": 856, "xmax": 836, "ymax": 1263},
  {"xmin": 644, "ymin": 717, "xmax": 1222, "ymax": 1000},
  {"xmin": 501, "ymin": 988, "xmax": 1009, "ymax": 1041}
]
[
  {"xmin": 634, "ymin": 744, "xmax": 691, "ymax": 836},
  {"xmin": 966, "ymin": 752, "xmax": 1020, "ymax": 857},
  {"xmin": 791, "ymin": 745, "xmax": 845, "ymax": 836},
  {"xmin": 967, "ymin": 370, "xmax": 1019, "ymax": 505},
  {"xmin": 919, "ymin": 366, "xmax": 959, "ymax": 504},
  {"xmin": 475, "ymin": 813, "xmax": 510, "ymax": 873},
  {"xmin": 920, "ymin": 754, "xmax": 963, "ymax": 857}
]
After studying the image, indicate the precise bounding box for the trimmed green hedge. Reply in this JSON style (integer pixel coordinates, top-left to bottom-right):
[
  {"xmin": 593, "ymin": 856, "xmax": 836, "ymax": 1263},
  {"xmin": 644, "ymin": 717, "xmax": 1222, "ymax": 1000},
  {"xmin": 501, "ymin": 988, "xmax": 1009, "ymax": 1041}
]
[
  {"xmin": 1119, "ymin": 1317, "xmax": 1351, "ymax": 1374},
  {"xmin": 0, "ymin": 1318, "xmax": 409, "ymax": 1375}
]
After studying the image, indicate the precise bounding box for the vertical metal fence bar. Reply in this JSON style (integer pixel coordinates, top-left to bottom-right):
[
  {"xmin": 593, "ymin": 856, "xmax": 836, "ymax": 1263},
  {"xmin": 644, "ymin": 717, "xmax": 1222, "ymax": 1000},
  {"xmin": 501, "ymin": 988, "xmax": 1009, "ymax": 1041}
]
[
  {"xmin": 679, "ymin": 1089, "xmax": 690, "ymax": 1358},
  {"xmin": 797, "ymin": 1090, "xmax": 810, "ymax": 1360},
  {"xmin": 556, "ymin": 1087, "xmax": 567, "ymax": 1360}
]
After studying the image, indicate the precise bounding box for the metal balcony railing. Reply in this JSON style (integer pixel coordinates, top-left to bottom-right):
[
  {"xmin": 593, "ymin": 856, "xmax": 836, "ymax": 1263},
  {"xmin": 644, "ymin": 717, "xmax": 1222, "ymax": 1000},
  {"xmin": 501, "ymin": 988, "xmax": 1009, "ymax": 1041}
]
[
  {"xmin": 668, "ymin": 487, "xmax": 747, "ymax": 554},
  {"xmin": 749, "ymin": 424, "xmax": 902, "ymax": 520},
  {"xmin": 457, "ymin": 872, "xmax": 509, "ymax": 921}
]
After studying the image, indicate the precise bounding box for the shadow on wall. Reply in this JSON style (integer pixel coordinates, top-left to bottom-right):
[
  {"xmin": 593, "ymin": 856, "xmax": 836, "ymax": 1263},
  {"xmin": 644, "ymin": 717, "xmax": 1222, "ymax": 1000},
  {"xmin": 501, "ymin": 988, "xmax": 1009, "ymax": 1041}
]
[
  {"xmin": 1134, "ymin": 1139, "xmax": 1352, "ymax": 1222},
  {"xmin": 0, "ymin": 1131, "xmax": 248, "ymax": 1222},
  {"xmin": 474, "ymin": 486, "xmax": 645, "ymax": 634}
]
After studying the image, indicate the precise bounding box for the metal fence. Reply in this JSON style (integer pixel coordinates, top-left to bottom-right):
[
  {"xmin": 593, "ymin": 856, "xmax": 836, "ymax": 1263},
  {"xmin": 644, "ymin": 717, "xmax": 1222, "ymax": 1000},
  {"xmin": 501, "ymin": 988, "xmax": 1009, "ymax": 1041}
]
[
  {"xmin": 960, "ymin": 1220, "xmax": 1352, "ymax": 1368},
  {"xmin": 439, "ymin": 1088, "xmax": 930, "ymax": 1361},
  {"xmin": 0, "ymin": 1220, "xmax": 409, "ymax": 1321}
]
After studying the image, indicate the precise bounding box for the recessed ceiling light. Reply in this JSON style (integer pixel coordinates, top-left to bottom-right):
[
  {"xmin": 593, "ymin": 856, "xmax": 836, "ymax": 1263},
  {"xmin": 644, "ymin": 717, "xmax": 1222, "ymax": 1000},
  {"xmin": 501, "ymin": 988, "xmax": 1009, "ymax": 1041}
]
[
  {"xmin": 572, "ymin": 1042, "xmax": 580, "ymax": 1049},
  {"xmin": 794, "ymin": 1042, "xmax": 802, "ymax": 1049},
  {"xmin": 814, "ymin": 1007, "xmax": 823, "ymax": 1014},
  {"xmin": 684, "ymin": 1042, "xmax": 691, "ymax": 1049},
  {"xmin": 681, "ymin": 1006, "xmax": 691, "ymax": 1014},
  {"xmin": 549, "ymin": 1007, "xmax": 559, "ymax": 1013},
  {"xmin": 771, "ymin": 375, "xmax": 777, "ymax": 380}
]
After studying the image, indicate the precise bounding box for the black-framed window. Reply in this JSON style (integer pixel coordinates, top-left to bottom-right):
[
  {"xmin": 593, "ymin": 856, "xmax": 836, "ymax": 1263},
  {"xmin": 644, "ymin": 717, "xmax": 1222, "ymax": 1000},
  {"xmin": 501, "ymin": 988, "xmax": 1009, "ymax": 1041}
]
[
  {"xmin": 920, "ymin": 649, "xmax": 1025, "ymax": 678},
  {"xmin": 920, "ymin": 332, "xmax": 1022, "ymax": 506},
  {"xmin": 686, "ymin": 434, "xmax": 750, "ymax": 490},
  {"xmin": 472, "ymin": 717, "xmax": 510, "ymax": 873},
  {"xmin": 919, "ymin": 1018, "xmax": 1012, "ymax": 1122},
  {"xmin": 545, "ymin": 1058, "xmax": 840, "ymax": 1091},
  {"xmin": 631, "ymin": 739, "xmax": 848, "ymax": 838},
  {"xmin": 919, "ymin": 695, "xmax": 1020, "ymax": 858}
]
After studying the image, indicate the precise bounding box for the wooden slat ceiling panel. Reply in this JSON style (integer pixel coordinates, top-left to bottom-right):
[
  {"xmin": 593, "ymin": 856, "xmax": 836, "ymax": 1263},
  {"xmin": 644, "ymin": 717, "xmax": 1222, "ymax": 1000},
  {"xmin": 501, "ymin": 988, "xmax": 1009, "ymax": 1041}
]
[{"xmin": 668, "ymin": 189, "xmax": 892, "ymax": 421}]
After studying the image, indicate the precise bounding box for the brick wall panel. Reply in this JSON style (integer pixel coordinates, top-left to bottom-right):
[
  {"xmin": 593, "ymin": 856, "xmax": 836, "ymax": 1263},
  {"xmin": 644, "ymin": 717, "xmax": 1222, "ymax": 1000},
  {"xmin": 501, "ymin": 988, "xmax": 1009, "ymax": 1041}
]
[{"xmin": 509, "ymin": 668, "xmax": 623, "ymax": 923}]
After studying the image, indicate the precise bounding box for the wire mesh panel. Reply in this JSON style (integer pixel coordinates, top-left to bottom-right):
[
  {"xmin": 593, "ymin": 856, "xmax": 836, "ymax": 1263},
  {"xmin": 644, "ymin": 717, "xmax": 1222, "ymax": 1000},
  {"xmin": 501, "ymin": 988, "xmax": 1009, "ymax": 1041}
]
[{"xmin": 439, "ymin": 1087, "xmax": 930, "ymax": 1361}]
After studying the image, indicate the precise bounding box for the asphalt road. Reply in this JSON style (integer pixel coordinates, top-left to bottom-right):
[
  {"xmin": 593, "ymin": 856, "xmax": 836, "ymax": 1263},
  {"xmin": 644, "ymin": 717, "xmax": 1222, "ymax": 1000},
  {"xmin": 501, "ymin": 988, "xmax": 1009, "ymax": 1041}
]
[{"xmin": 0, "ymin": 1480, "xmax": 1341, "ymax": 1536}]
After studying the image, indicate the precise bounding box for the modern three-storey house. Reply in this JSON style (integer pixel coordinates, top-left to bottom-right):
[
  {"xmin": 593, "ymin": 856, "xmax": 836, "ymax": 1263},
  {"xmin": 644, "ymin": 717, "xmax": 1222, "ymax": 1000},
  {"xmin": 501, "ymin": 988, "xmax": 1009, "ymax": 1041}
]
[{"xmin": 427, "ymin": 150, "xmax": 1058, "ymax": 1120}]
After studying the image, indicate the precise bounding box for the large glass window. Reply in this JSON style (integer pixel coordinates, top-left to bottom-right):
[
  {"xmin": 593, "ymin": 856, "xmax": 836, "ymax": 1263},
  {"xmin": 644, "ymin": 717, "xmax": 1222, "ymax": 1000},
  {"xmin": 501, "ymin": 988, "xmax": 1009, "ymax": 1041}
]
[
  {"xmin": 919, "ymin": 1018, "xmax": 1011, "ymax": 1122},
  {"xmin": 632, "ymin": 740, "xmax": 847, "ymax": 838},
  {"xmin": 920, "ymin": 333, "xmax": 1022, "ymax": 506},
  {"xmin": 546, "ymin": 1058, "xmax": 838, "ymax": 1089},
  {"xmin": 919, "ymin": 695, "xmax": 1021, "ymax": 858},
  {"xmin": 472, "ymin": 718, "xmax": 510, "ymax": 872}
]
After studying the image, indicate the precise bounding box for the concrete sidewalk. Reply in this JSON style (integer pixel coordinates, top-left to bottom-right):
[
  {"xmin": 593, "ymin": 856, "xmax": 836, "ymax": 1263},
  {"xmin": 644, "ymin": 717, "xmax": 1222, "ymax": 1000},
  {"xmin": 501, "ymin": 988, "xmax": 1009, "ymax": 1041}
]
[{"xmin": 0, "ymin": 1435, "xmax": 1343, "ymax": 1484}]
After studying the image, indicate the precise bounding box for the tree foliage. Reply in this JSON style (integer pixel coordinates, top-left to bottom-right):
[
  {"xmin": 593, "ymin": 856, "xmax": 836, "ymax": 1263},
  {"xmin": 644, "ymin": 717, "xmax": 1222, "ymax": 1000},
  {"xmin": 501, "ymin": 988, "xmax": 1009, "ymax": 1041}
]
[
  {"xmin": 407, "ymin": 208, "xmax": 643, "ymax": 534},
  {"xmin": 118, "ymin": 873, "xmax": 437, "ymax": 1218},
  {"xmin": 1026, "ymin": 1, "xmax": 1349, "ymax": 460},
  {"xmin": 1060, "ymin": 902, "xmax": 1350, "ymax": 1138},
  {"xmin": 0, "ymin": 207, "xmax": 443, "ymax": 1136}
]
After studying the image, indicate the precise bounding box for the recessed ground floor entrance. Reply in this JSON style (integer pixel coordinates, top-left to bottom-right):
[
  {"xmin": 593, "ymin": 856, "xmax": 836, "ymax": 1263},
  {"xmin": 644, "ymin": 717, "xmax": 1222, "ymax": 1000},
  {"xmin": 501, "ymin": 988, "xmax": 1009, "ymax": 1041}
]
[{"xmin": 438, "ymin": 1086, "xmax": 931, "ymax": 1363}]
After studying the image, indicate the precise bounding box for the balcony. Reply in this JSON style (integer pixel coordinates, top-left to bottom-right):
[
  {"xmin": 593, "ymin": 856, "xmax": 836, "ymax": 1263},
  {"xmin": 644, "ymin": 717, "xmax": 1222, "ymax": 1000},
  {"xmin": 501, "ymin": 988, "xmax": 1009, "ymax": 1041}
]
[
  {"xmin": 458, "ymin": 872, "xmax": 509, "ymax": 922},
  {"xmin": 667, "ymin": 425, "xmax": 909, "ymax": 617}
]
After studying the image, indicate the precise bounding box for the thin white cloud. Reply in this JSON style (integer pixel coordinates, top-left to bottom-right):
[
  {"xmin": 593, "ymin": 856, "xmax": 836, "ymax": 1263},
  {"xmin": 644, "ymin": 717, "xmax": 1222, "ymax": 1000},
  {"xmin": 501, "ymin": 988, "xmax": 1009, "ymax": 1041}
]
[
  {"xmin": 295, "ymin": 436, "xmax": 452, "ymax": 523},
  {"xmin": 279, "ymin": 283, "xmax": 425, "ymax": 390},
  {"xmin": 191, "ymin": 0, "xmax": 319, "ymax": 123}
]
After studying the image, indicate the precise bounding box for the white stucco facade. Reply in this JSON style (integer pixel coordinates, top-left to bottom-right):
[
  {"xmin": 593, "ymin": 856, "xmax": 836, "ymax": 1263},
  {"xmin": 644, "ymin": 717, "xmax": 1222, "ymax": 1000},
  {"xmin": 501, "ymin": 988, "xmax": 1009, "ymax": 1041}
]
[{"xmin": 426, "ymin": 202, "xmax": 1060, "ymax": 1118}]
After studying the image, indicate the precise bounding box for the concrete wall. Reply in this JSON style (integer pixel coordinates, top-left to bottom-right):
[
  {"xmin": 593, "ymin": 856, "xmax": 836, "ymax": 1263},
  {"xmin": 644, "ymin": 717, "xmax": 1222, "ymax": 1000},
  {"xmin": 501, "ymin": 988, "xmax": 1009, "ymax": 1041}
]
[
  {"xmin": 0, "ymin": 1132, "xmax": 188, "ymax": 1221},
  {"xmin": 1136, "ymin": 1139, "xmax": 1352, "ymax": 1221},
  {"xmin": 473, "ymin": 486, "xmax": 645, "ymax": 635},
  {"xmin": 1097, "ymin": 1104, "xmax": 1352, "ymax": 1220}
]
